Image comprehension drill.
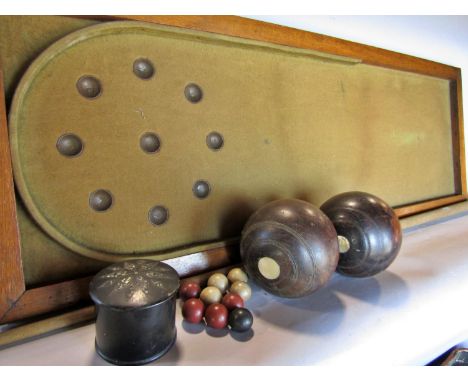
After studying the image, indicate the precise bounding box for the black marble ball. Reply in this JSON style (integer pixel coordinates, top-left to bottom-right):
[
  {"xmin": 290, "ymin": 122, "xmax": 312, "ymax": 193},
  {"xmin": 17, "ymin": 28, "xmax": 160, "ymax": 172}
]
[
  {"xmin": 228, "ymin": 308, "xmax": 253, "ymax": 332},
  {"xmin": 320, "ymin": 191, "xmax": 402, "ymax": 277}
]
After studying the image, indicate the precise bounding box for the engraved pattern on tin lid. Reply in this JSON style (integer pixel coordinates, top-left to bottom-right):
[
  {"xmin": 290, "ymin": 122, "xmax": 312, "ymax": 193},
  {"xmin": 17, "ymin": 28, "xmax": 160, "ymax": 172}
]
[{"xmin": 89, "ymin": 259, "xmax": 179, "ymax": 308}]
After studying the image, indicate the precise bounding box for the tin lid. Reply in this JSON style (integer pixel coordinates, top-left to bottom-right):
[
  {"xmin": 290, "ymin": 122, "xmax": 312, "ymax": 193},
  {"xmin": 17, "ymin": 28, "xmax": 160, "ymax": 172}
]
[{"xmin": 89, "ymin": 260, "xmax": 180, "ymax": 309}]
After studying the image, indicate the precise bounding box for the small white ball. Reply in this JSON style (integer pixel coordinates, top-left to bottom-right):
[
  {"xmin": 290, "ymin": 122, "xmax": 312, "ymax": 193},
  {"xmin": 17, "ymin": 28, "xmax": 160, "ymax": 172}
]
[
  {"xmin": 230, "ymin": 281, "xmax": 252, "ymax": 301},
  {"xmin": 227, "ymin": 267, "xmax": 248, "ymax": 283},
  {"xmin": 207, "ymin": 273, "xmax": 229, "ymax": 293},
  {"xmin": 200, "ymin": 286, "xmax": 222, "ymax": 305}
]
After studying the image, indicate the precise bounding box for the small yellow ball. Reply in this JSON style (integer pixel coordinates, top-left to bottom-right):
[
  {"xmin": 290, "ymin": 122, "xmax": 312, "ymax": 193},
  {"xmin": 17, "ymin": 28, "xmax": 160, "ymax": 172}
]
[
  {"xmin": 200, "ymin": 286, "xmax": 222, "ymax": 305},
  {"xmin": 230, "ymin": 281, "xmax": 252, "ymax": 301},
  {"xmin": 227, "ymin": 267, "xmax": 248, "ymax": 283},
  {"xmin": 207, "ymin": 273, "xmax": 229, "ymax": 293}
]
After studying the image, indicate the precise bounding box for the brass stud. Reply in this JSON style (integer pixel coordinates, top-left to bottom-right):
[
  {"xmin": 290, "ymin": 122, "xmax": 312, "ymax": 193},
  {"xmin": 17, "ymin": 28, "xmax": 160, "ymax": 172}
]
[
  {"xmin": 76, "ymin": 75, "xmax": 101, "ymax": 99},
  {"xmin": 89, "ymin": 190, "xmax": 113, "ymax": 212},
  {"xmin": 56, "ymin": 134, "xmax": 83, "ymax": 157},
  {"xmin": 184, "ymin": 83, "xmax": 203, "ymax": 103},
  {"xmin": 133, "ymin": 58, "xmax": 155, "ymax": 80},
  {"xmin": 140, "ymin": 132, "xmax": 161, "ymax": 154},
  {"xmin": 149, "ymin": 205, "xmax": 169, "ymax": 226},
  {"xmin": 206, "ymin": 132, "xmax": 224, "ymax": 151},
  {"xmin": 193, "ymin": 180, "xmax": 210, "ymax": 199}
]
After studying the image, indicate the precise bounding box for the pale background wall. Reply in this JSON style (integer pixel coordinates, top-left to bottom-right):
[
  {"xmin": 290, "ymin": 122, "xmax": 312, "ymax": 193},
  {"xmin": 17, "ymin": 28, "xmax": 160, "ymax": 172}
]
[{"xmin": 247, "ymin": 16, "xmax": 468, "ymax": 179}]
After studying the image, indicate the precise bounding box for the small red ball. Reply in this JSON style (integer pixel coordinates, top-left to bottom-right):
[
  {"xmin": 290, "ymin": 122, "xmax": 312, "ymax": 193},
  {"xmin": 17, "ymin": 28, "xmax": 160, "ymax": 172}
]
[
  {"xmin": 179, "ymin": 281, "xmax": 201, "ymax": 300},
  {"xmin": 182, "ymin": 298, "xmax": 205, "ymax": 324},
  {"xmin": 222, "ymin": 293, "xmax": 244, "ymax": 311},
  {"xmin": 205, "ymin": 303, "xmax": 228, "ymax": 329}
]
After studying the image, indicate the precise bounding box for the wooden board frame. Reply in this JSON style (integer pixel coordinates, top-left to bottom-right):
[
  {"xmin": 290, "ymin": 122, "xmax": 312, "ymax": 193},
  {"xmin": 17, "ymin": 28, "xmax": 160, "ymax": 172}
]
[{"xmin": 0, "ymin": 15, "xmax": 466, "ymax": 327}]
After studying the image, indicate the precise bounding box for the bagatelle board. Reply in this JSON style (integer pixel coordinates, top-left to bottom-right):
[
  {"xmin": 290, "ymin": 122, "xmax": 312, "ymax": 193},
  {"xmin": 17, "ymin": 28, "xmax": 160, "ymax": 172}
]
[
  {"xmin": 6, "ymin": 20, "xmax": 460, "ymax": 277},
  {"xmin": 0, "ymin": 16, "xmax": 465, "ymax": 333}
]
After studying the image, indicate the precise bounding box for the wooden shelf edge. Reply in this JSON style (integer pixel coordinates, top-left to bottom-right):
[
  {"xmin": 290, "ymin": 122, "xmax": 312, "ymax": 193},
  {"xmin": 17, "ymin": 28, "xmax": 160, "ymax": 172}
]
[
  {"xmin": 395, "ymin": 194, "xmax": 468, "ymax": 218},
  {"xmin": 0, "ymin": 305, "xmax": 96, "ymax": 349},
  {"xmin": 0, "ymin": 277, "xmax": 93, "ymax": 324}
]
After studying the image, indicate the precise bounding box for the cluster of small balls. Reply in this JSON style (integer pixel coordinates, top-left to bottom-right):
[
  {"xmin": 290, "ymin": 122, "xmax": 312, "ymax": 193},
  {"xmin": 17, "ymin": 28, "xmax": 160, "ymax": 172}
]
[{"xmin": 180, "ymin": 267, "xmax": 253, "ymax": 332}]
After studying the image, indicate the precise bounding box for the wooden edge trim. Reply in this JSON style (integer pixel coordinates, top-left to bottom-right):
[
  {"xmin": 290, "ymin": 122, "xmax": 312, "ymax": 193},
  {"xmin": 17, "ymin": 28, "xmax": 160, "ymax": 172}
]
[
  {"xmin": 456, "ymin": 70, "xmax": 466, "ymax": 195},
  {"xmin": 0, "ymin": 243, "xmax": 239, "ymax": 324},
  {"xmin": 0, "ymin": 69, "xmax": 24, "ymax": 319},
  {"xmin": 395, "ymin": 194, "xmax": 468, "ymax": 218},
  {"xmin": 0, "ymin": 276, "xmax": 92, "ymax": 324},
  {"xmin": 77, "ymin": 15, "xmax": 462, "ymax": 80},
  {"xmin": 449, "ymin": 70, "xmax": 466, "ymax": 196},
  {"xmin": 0, "ymin": 305, "xmax": 95, "ymax": 349}
]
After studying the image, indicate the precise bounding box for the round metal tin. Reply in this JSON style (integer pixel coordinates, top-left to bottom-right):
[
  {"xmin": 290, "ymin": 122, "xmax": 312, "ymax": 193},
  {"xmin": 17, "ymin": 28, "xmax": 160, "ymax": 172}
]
[{"xmin": 89, "ymin": 259, "xmax": 180, "ymax": 365}]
